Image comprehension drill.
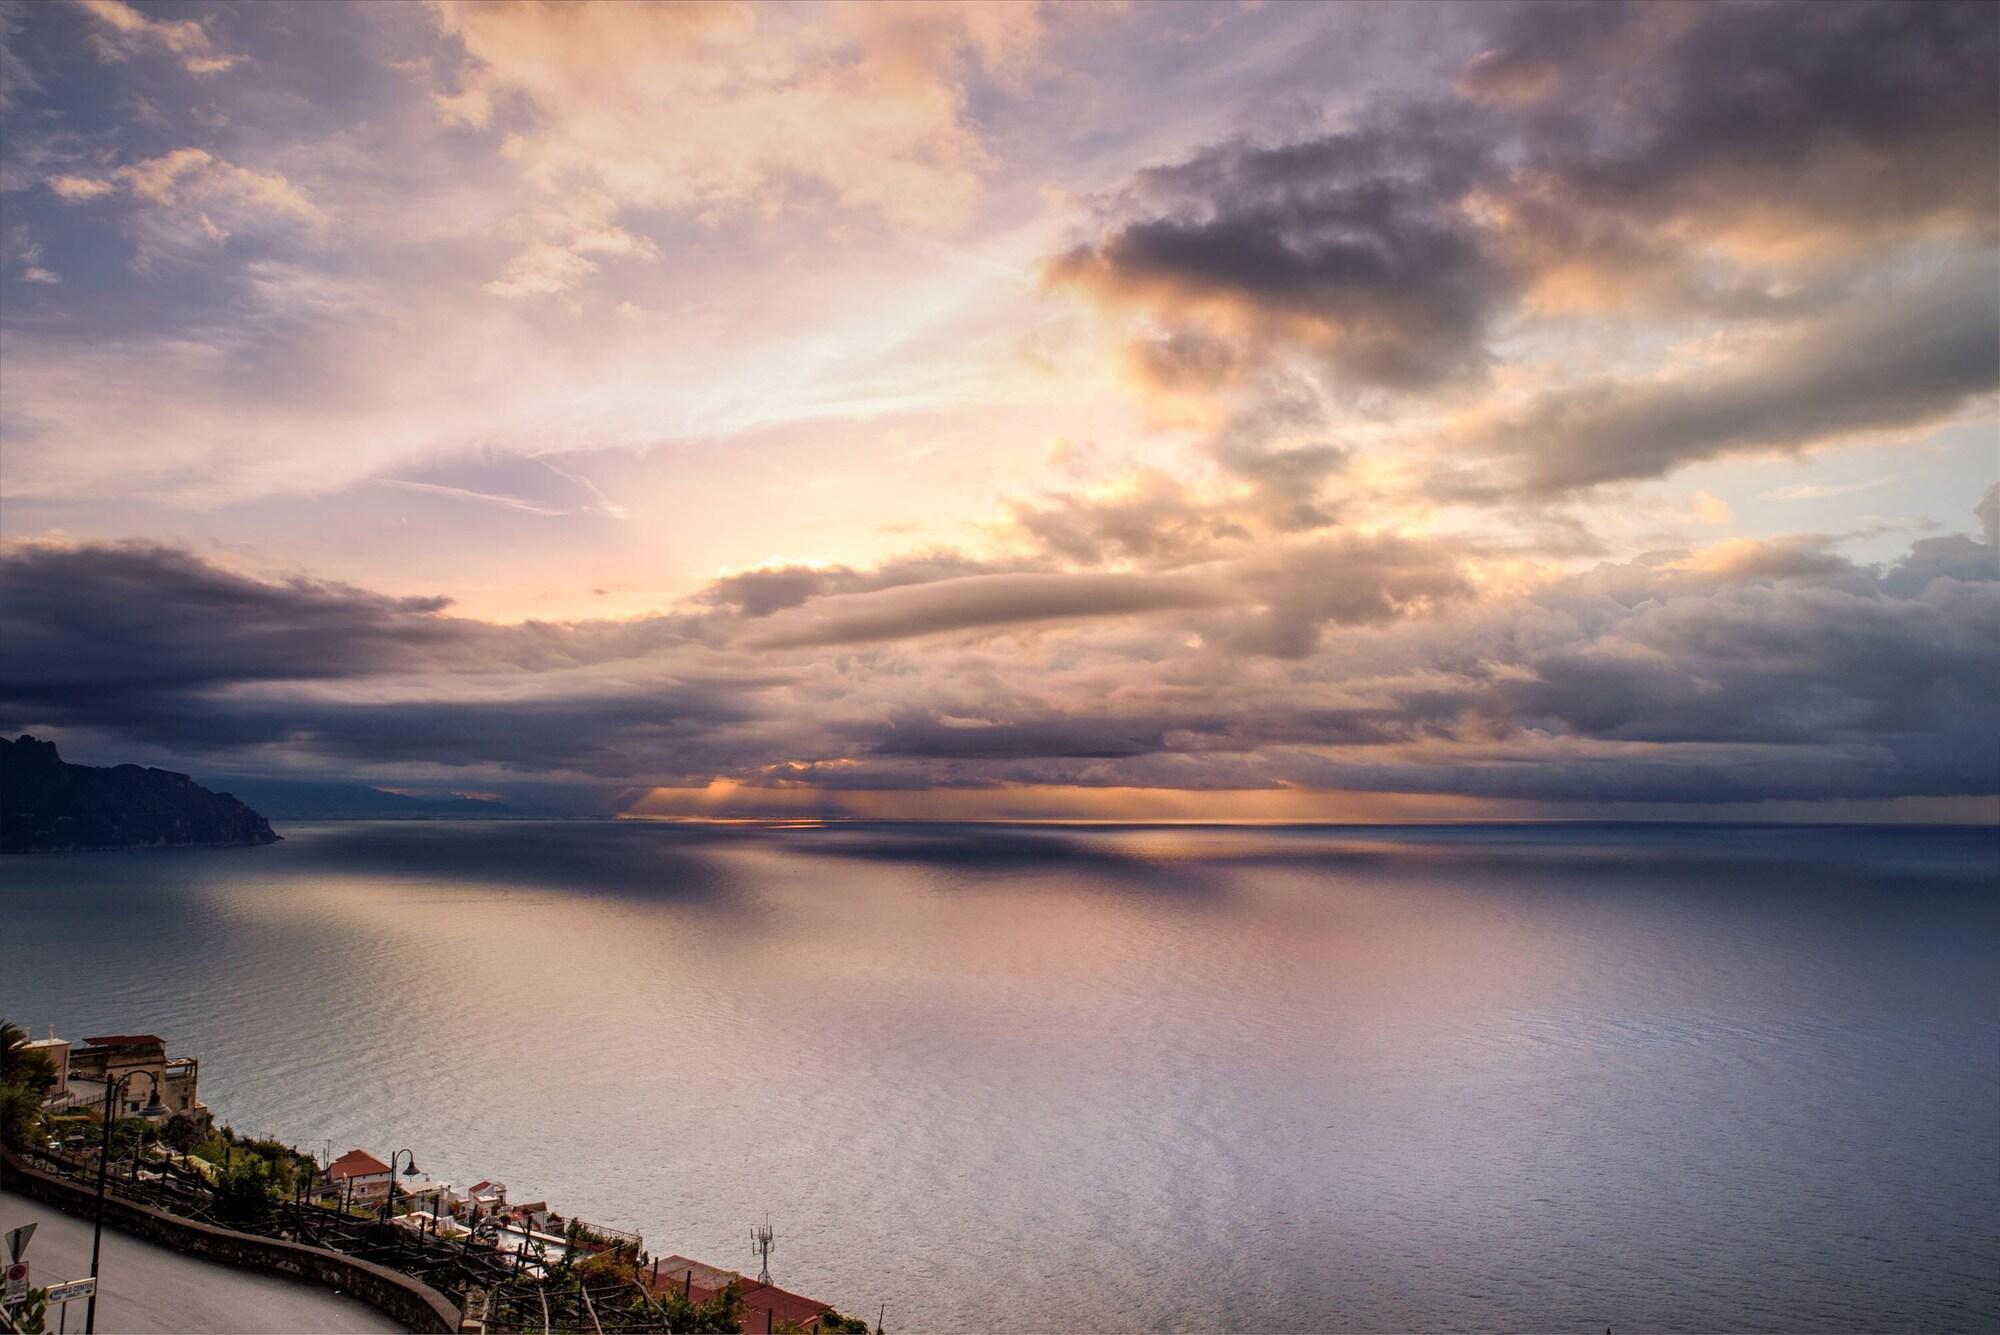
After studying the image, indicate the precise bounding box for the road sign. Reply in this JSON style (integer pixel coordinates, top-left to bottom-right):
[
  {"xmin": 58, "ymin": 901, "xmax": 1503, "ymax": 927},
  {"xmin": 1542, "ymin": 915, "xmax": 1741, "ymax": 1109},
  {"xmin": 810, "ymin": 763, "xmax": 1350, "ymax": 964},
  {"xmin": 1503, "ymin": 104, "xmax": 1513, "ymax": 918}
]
[
  {"xmin": 45, "ymin": 1277, "xmax": 96, "ymax": 1304},
  {"xmin": 2, "ymin": 1259, "xmax": 26, "ymax": 1305},
  {"xmin": 2, "ymin": 1224, "xmax": 31, "ymax": 1262}
]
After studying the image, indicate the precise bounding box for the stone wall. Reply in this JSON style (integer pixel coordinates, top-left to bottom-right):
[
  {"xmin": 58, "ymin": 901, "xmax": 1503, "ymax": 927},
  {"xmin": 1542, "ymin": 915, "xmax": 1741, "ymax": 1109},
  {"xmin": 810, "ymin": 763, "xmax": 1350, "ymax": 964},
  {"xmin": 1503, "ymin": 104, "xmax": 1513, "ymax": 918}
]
[{"xmin": 1, "ymin": 1148, "xmax": 461, "ymax": 1333}]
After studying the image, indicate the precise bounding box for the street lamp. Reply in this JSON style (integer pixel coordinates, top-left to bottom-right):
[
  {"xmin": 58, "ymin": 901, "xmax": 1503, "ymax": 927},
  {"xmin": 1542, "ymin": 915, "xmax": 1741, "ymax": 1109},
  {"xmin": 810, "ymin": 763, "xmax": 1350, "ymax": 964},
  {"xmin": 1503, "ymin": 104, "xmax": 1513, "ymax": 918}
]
[
  {"xmin": 85, "ymin": 1070, "xmax": 161, "ymax": 1335},
  {"xmin": 379, "ymin": 1148, "xmax": 420, "ymax": 1222}
]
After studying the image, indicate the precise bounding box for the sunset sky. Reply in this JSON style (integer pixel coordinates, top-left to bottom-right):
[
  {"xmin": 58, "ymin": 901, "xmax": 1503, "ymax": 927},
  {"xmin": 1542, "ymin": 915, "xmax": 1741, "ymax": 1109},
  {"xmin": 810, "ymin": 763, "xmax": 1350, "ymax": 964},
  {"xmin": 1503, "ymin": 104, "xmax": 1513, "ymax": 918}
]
[{"xmin": 2, "ymin": 0, "xmax": 1996, "ymax": 819}]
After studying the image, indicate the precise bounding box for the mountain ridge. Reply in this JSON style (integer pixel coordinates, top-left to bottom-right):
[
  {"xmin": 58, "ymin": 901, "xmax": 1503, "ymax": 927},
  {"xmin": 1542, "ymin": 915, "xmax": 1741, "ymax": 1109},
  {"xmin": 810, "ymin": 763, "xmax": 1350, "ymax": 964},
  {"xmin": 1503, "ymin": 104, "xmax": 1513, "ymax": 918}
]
[{"xmin": 0, "ymin": 734, "xmax": 281, "ymax": 852}]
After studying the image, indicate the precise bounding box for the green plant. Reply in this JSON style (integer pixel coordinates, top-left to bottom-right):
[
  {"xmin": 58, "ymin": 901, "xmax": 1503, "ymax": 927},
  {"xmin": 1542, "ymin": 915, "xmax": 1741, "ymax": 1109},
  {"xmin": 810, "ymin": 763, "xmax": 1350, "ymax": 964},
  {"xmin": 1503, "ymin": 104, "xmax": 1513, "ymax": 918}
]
[
  {"xmin": 813, "ymin": 1311, "xmax": 873, "ymax": 1334},
  {"xmin": 0, "ymin": 1018, "xmax": 56, "ymax": 1151},
  {"xmin": 575, "ymin": 1246, "xmax": 641, "ymax": 1286},
  {"xmin": 4, "ymin": 1285, "xmax": 49, "ymax": 1334},
  {"xmin": 212, "ymin": 1157, "xmax": 276, "ymax": 1223},
  {"xmin": 0, "ymin": 1082, "xmax": 42, "ymax": 1152},
  {"xmin": 0, "ymin": 1021, "xmax": 56, "ymax": 1093},
  {"xmin": 161, "ymin": 1113, "xmax": 202, "ymax": 1153}
]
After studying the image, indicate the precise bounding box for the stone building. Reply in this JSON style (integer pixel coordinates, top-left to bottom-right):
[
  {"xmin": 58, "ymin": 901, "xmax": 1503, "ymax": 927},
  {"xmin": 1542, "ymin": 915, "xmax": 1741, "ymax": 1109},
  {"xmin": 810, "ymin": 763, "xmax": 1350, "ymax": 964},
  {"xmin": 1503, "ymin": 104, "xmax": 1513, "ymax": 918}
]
[{"xmin": 64, "ymin": 1033, "xmax": 210, "ymax": 1127}]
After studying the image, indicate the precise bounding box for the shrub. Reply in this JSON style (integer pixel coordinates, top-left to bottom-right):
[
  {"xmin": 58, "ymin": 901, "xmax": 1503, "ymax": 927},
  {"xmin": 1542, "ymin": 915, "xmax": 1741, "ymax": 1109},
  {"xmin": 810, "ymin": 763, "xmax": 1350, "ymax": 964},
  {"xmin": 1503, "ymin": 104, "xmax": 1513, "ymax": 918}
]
[
  {"xmin": 212, "ymin": 1158, "xmax": 276, "ymax": 1223},
  {"xmin": 161, "ymin": 1114, "xmax": 203, "ymax": 1153},
  {"xmin": 814, "ymin": 1312, "xmax": 874, "ymax": 1334}
]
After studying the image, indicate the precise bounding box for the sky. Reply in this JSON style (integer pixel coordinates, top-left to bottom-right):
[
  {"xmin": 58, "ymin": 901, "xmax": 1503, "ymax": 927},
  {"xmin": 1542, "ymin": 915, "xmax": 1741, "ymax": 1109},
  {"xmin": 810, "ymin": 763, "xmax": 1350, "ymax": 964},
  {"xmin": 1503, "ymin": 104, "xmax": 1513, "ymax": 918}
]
[{"xmin": 1, "ymin": 0, "xmax": 1996, "ymax": 820}]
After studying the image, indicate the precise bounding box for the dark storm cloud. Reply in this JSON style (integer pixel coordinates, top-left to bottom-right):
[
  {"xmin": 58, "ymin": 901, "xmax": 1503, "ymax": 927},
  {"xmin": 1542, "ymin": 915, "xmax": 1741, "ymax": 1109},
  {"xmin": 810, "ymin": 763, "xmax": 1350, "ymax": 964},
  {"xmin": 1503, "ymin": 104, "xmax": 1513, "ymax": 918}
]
[
  {"xmin": 1877, "ymin": 529, "xmax": 2000, "ymax": 598},
  {"xmin": 4, "ymin": 522, "xmax": 1994, "ymax": 803},
  {"xmin": 0, "ymin": 541, "xmax": 457, "ymax": 695},
  {"xmin": 0, "ymin": 540, "xmax": 706, "ymax": 700},
  {"xmin": 1482, "ymin": 265, "xmax": 2000, "ymax": 496},
  {"xmin": 1048, "ymin": 106, "xmax": 1504, "ymax": 390},
  {"xmin": 1056, "ymin": 0, "xmax": 1999, "ymax": 496},
  {"xmin": 20, "ymin": 685, "xmax": 757, "ymax": 779},
  {"xmin": 849, "ymin": 705, "xmax": 1417, "ymax": 765},
  {"xmin": 1474, "ymin": 0, "xmax": 2000, "ymax": 243},
  {"xmin": 0, "ymin": 541, "xmax": 757, "ymax": 780},
  {"xmin": 1497, "ymin": 582, "xmax": 1999, "ymax": 747},
  {"xmin": 813, "ymin": 523, "xmax": 2000, "ymax": 802}
]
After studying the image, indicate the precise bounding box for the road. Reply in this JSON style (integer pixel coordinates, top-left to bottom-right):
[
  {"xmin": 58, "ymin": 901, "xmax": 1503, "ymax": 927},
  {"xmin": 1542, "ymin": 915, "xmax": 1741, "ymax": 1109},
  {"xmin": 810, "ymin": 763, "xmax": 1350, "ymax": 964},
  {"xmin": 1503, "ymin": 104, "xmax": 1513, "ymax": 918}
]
[{"xmin": 1, "ymin": 1188, "xmax": 403, "ymax": 1334}]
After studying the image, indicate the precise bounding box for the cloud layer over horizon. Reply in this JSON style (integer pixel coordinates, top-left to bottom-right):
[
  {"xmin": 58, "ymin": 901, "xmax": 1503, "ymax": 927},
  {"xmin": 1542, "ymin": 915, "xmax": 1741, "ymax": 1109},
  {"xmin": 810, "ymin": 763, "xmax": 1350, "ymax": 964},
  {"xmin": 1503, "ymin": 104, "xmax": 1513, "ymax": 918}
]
[{"xmin": 2, "ymin": 0, "xmax": 1995, "ymax": 816}]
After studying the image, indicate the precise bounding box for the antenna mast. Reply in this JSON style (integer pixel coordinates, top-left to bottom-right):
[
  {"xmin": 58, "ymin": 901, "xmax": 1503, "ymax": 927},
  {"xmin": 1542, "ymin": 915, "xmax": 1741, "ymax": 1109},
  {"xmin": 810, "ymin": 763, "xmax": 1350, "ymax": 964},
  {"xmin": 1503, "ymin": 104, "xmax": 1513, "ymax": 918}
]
[{"xmin": 750, "ymin": 1216, "xmax": 775, "ymax": 1284}]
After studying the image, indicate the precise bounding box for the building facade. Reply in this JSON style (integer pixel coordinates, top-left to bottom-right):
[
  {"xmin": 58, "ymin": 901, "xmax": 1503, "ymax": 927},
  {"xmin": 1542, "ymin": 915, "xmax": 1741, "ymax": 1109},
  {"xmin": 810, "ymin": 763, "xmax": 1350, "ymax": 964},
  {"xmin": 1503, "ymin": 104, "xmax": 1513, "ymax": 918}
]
[
  {"xmin": 63, "ymin": 1034, "xmax": 210, "ymax": 1126},
  {"xmin": 327, "ymin": 1148, "xmax": 394, "ymax": 1205}
]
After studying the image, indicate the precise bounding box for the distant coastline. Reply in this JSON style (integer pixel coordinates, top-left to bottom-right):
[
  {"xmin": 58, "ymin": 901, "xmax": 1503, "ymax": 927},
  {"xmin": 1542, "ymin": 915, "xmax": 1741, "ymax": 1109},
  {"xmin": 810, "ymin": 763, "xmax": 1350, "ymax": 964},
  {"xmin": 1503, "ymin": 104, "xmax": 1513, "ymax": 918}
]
[{"xmin": 0, "ymin": 734, "xmax": 280, "ymax": 853}]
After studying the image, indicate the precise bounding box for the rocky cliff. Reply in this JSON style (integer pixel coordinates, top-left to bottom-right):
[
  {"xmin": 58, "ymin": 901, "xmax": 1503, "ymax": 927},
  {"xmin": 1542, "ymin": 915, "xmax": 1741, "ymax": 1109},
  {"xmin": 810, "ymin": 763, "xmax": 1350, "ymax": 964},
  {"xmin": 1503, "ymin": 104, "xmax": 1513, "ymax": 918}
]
[{"xmin": 0, "ymin": 735, "xmax": 281, "ymax": 852}]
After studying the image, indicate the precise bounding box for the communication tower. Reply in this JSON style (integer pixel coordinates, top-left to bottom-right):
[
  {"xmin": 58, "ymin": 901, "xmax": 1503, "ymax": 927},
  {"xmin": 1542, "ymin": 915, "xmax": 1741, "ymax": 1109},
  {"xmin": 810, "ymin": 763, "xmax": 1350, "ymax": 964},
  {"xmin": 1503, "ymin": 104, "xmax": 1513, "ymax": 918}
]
[{"xmin": 751, "ymin": 1216, "xmax": 775, "ymax": 1284}]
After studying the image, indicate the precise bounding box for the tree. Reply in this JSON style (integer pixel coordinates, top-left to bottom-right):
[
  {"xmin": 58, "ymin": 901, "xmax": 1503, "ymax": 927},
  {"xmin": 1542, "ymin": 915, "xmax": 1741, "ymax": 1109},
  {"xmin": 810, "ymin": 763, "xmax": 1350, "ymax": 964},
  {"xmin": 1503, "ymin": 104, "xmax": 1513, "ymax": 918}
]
[
  {"xmin": 213, "ymin": 1158, "xmax": 276, "ymax": 1224},
  {"xmin": 161, "ymin": 1113, "xmax": 203, "ymax": 1153},
  {"xmin": 0, "ymin": 1081, "xmax": 42, "ymax": 1151},
  {"xmin": 0, "ymin": 1017, "xmax": 55, "ymax": 1150},
  {"xmin": 0, "ymin": 1019, "xmax": 56, "ymax": 1094}
]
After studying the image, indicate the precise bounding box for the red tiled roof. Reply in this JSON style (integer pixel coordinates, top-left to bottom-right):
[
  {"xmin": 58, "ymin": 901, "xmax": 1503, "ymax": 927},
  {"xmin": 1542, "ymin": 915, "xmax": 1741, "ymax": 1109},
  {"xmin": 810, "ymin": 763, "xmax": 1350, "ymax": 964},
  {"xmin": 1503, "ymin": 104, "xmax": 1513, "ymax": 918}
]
[
  {"xmin": 327, "ymin": 1149, "xmax": 390, "ymax": 1179},
  {"xmin": 737, "ymin": 1281, "xmax": 833, "ymax": 1332},
  {"xmin": 83, "ymin": 1035, "xmax": 165, "ymax": 1047},
  {"xmin": 644, "ymin": 1257, "xmax": 832, "ymax": 1331}
]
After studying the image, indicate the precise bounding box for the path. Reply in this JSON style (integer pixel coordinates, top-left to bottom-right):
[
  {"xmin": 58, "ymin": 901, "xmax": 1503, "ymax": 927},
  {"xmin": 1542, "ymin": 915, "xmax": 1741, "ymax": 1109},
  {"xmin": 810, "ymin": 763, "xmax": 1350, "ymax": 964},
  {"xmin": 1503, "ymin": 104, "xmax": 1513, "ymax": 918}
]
[{"xmin": 1, "ymin": 1188, "xmax": 402, "ymax": 1334}]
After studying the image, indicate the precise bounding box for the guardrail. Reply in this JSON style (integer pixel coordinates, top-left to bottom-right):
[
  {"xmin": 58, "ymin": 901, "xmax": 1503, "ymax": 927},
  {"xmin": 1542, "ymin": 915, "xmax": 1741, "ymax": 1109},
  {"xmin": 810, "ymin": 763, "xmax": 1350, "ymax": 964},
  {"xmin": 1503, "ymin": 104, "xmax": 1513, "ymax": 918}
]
[{"xmin": 0, "ymin": 1147, "xmax": 462, "ymax": 1333}]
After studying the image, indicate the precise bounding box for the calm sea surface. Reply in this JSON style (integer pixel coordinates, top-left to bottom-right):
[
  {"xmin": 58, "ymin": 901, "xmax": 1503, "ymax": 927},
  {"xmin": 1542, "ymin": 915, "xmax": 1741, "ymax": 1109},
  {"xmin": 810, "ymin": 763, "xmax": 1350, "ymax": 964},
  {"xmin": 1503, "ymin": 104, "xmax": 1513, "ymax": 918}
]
[{"xmin": 3, "ymin": 821, "xmax": 1996, "ymax": 1332}]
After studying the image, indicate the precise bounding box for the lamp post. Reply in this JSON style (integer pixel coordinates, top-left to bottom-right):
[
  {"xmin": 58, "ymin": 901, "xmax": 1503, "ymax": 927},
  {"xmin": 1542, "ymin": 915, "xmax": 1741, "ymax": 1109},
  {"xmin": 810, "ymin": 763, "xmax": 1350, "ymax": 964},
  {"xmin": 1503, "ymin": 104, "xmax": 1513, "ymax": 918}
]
[
  {"xmin": 86, "ymin": 1070, "xmax": 161, "ymax": 1335},
  {"xmin": 379, "ymin": 1148, "xmax": 420, "ymax": 1222}
]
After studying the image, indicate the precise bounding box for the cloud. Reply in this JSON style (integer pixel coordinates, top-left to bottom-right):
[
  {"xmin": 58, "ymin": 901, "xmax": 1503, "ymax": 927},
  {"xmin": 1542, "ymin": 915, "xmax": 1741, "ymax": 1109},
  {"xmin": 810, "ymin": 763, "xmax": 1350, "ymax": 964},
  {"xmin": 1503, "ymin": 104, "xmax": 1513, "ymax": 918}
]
[
  {"xmin": 741, "ymin": 570, "xmax": 1232, "ymax": 649},
  {"xmin": 1010, "ymin": 470, "xmax": 1252, "ymax": 567},
  {"xmin": 1227, "ymin": 535, "xmax": 1471, "ymax": 657},
  {"xmin": 0, "ymin": 0, "xmax": 1993, "ymax": 816},
  {"xmin": 1048, "ymin": 106, "xmax": 1503, "ymax": 390},
  {"xmin": 374, "ymin": 478, "xmax": 571, "ymax": 517},
  {"xmin": 430, "ymin": 0, "xmax": 1045, "ymax": 294},
  {"xmin": 1471, "ymin": 0, "xmax": 2000, "ymax": 252},
  {"xmin": 1050, "ymin": 0, "xmax": 1999, "ymax": 502},
  {"xmin": 1, "ymin": 541, "xmax": 462, "ymax": 696},
  {"xmin": 2, "ymin": 521, "xmax": 1993, "ymax": 803},
  {"xmin": 1454, "ymin": 262, "xmax": 2000, "ymax": 497},
  {"xmin": 479, "ymin": 223, "xmax": 661, "ymax": 299},
  {"xmin": 45, "ymin": 147, "xmax": 318, "ymax": 261},
  {"xmin": 1007, "ymin": 384, "xmax": 1357, "ymax": 568},
  {"xmin": 46, "ymin": 175, "xmax": 115, "ymax": 201},
  {"xmin": 2, "ymin": 221, "xmax": 58, "ymax": 282},
  {"xmin": 1763, "ymin": 477, "xmax": 1894, "ymax": 503},
  {"xmin": 74, "ymin": 0, "xmax": 239, "ymax": 75}
]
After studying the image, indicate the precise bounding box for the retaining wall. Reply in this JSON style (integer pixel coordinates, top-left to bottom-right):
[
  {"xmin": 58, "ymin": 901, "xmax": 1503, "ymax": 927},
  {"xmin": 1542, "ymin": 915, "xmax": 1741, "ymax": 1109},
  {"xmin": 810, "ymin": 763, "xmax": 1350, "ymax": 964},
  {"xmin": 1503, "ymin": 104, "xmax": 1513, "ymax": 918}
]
[{"xmin": 0, "ymin": 1148, "xmax": 460, "ymax": 1333}]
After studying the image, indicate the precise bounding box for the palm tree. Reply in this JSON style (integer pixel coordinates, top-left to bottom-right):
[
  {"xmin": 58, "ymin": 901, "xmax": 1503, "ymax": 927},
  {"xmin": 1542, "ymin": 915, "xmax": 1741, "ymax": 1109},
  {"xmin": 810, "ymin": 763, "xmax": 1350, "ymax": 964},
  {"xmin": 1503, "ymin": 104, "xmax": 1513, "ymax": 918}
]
[
  {"xmin": 0, "ymin": 1019, "xmax": 29, "ymax": 1081},
  {"xmin": 0, "ymin": 1017, "xmax": 57, "ymax": 1150},
  {"xmin": 0, "ymin": 1018, "xmax": 55, "ymax": 1091}
]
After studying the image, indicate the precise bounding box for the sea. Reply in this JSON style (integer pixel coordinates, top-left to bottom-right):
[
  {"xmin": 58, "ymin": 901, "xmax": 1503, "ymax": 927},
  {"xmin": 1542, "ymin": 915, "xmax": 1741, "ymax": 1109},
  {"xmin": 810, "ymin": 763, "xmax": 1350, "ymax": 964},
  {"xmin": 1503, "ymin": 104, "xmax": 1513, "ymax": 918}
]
[{"xmin": 3, "ymin": 820, "xmax": 1996, "ymax": 1333}]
